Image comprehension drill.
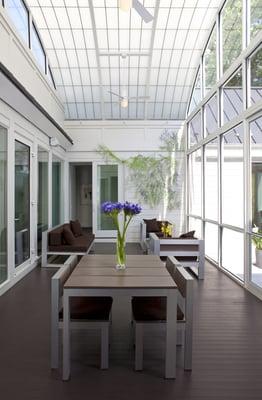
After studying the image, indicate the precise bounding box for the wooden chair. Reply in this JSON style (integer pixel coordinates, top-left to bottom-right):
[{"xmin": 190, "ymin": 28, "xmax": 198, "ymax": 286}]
[
  {"xmin": 132, "ymin": 257, "xmax": 194, "ymax": 371},
  {"xmin": 51, "ymin": 255, "xmax": 112, "ymax": 370}
]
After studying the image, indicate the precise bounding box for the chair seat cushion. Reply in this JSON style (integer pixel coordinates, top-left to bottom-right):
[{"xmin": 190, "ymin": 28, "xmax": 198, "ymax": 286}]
[
  {"xmin": 59, "ymin": 297, "xmax": 113, "ymax": 320},
  {"xmin": 132, "ymin": 297, "xmax": 184, "ymax": 322}
]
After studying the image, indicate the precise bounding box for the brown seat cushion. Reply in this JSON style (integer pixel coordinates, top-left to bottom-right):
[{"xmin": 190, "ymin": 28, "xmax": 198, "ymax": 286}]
[
  {"xmin": 63, "ymin": 227, "xmax": 76, "ymax": 245},
  {"xmin": 49, "ymin": 233, "xmax": 95, "ymax": 252},
  {"xmin": 179, "ymin": 230, "xmax": 195, "ymax": 239},
  {"xmin": 59, "ymin": 297, "xmax": 113, "ymax": 320},
  {"xmin": 70, "ymin": 220, "xmax": 83, "ymax": 237},
  {"xmin": 143, "ymin": 218, "xmax": 159, "ymax": 233},
  {"xmin": 132, "ymin": 297, "xmax": 184, "ymax": 322},
  {"xmin": 49, "ymin": 226, "xmax": 64, "ymax": 246}
]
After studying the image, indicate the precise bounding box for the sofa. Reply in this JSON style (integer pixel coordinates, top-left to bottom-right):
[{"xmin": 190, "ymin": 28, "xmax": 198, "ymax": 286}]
[
  {"xmin": 140, "ymin": 218, "xmax": 172, "ymax": 249},
  {"xmin": 41, "ymin": 220, "xmax": 95, "ymax": 267}
]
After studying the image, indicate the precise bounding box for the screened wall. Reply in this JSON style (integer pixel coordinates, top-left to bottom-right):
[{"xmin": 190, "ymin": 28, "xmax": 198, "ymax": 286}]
[{"xmin": 186, "ymin": 0, "xmax": 262, "ymax": 296}]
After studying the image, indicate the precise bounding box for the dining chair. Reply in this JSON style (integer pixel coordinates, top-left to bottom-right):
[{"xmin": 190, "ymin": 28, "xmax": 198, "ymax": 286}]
[
  {"xmin": 132, "ymin": 257, "xmax": 194, "ymax": 371},
  {"xmin": 51, "ymin": 255, "xmax": 112, "ymax": 370}
]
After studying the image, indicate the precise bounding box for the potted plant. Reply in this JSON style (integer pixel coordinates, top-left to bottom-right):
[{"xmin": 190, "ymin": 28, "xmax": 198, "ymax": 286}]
[{"xmin": 252, "ymin": 227, "xmax": 262, "ymax": 268}]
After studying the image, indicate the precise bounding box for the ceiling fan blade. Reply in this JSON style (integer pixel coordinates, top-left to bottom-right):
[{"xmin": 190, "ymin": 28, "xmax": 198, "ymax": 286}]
[
  {"xmin": 132, "ymin": 0, "xmax": 154, "ymax": 23},
  {"xmin": 108, "ymin": 90, "xmax": 123, "ymax": 99},
  {"xmin": 128, "ymin": 96, "xmax": 150, "ymax": 100}
]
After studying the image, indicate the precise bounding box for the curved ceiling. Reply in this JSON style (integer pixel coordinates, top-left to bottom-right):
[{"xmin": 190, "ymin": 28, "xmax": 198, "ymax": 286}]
[{"xmin": 27, "ymin": 0, "xmax": 221, "ymax": 120}]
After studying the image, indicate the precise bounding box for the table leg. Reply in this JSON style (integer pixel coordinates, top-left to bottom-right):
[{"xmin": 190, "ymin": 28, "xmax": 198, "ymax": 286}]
[
  {"xmin": 63, "ymin": 291, "xmax": 70, "ymax": 381},
  {"xmin": 165, "ymin": 289, "xmax": 177, "ymax": 379}
]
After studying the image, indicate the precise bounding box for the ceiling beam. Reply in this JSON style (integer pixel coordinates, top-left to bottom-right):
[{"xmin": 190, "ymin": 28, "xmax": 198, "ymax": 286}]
[
  {"xmin": 88, "ymin": 0, "xmax": 105, "ymax": 119},
  {"xmin": 144, "ymin": 0, "xmax": 160, "ymax": 120}
]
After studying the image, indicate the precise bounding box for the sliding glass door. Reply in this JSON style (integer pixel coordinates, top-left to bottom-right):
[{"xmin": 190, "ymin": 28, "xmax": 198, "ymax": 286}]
[
  {"xmin": 93, "ymin": 163, "xmax": 120, "ymax": 236},
  {"xmin": 15, "ymin": 140, "xmax": 30, "ymax": 267},
  {"xmin": 0, "ymin": 127, "xmax": 7, "ymax": 284},
  {"xmin": 38, "ymin": 147, "xmax": 49, "ymax": 255}
]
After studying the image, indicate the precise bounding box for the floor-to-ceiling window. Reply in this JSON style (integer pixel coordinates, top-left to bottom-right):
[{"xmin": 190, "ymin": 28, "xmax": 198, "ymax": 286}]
[
  {"xmin": 15, "ymin": 140, "xmax": 30, "ymax": 267},
  {"xmin": 186, "ymin": 0, "xmax": 262, "ymax": 296},
  {"xmin": 52, "ymin": 155, "xmax": 63, "ymax": 227},
  {"xmin": 0, "ymin": 126, "xmax": 7, "ymax": 284},
  {"xmin": 38, "ymin": 147, "xmax": 49, "ymax": 255}
]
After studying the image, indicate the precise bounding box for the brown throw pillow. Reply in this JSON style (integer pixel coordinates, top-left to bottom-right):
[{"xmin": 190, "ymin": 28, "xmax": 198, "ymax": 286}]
[
  {"xmin": 63, "ymin": 227, "xmax": 76, "ymax": 245},
  {"xmin": 143, "ymin": 218, "xmax": 159, "ymax": 233},
  {"xmin": 70, "ymin": 220, "xmax": 83, "ymax": 237},
  {"xmin": 179, "ymin": 230, "xmax": 195, "ymax": 239}
]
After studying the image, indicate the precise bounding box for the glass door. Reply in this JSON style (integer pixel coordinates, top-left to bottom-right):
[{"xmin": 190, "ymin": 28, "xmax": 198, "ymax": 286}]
[
  {"xmin": 15, "ymin": 140, "xmax": 30, "ymax": 267},
  {"xmin": 93, "ymin": 163, "xmax": 120, "ymax": 237},
  {"xmin": 37, "ymin": 147, "xmax": 49, "ymax": 255},
  {"xmin": 52, "ymin": 155, "xmax": 63, "ymax": 227},
  {"xmin": 0, "ymin": 126, "xmax": 7, "ymax": 284}
]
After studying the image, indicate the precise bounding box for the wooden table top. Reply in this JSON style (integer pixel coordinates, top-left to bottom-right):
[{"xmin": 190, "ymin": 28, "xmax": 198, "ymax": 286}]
[{"xmin": 64, "ymin": 254, "xmax": 176, "ymax": 289}]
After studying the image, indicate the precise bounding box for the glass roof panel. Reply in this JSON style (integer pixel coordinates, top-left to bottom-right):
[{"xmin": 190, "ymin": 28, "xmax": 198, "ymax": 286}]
[{"xmin": 28, "ymin": 0, "xmax": 221, "ymax": 120}]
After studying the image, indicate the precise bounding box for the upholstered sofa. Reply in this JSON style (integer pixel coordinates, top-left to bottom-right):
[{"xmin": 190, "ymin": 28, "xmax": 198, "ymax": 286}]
[
  {"xmin": 41, "ymin": 220, "xmax": 94, "ymax": 267},
  {"xmin": 140, "ymin": 218, "xmax": 172, "ymax": 249}
]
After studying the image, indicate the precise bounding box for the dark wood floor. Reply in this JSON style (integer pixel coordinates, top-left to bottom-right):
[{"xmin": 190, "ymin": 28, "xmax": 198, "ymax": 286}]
[{"xmin": 0, "ymin": 243, "xmax": 262, "ymax": 400}]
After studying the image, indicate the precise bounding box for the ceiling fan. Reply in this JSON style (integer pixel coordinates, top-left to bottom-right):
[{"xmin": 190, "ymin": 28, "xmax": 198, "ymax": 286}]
[
  {"xmin": 119, "ymin": 0, "xmax": 154, "ymax": 23},
  {"xmin": 108, "ymin": 89, "xmax": 150, "ymax": 108}
]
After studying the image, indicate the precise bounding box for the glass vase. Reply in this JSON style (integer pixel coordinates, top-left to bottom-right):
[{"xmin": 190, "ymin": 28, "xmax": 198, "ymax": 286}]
[{"xmin": 116, "ymin": 233, "xmax": 126, "ymax": 270}]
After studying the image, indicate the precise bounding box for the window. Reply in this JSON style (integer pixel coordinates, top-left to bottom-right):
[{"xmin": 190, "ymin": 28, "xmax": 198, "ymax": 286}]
[
  {"xmin": 222, "ymin": 124, "xmax": 244, "ymax": 228},
  {"xmin": 250, "ymin": 116, "xmax": 262, "ymax": 231},
  {"xmin": 97, "ymin": 165, "xmax": 118, "ymax": 231},
  {"xmin": 204, "ymin": 94, "xmax": 218, "ymax": 136},
  {"xmin": 188, "ymin": 69, "xmax": 201, "ymax": 115},
  {"xmin": 249, "ymin": 47, "xmax": 262, "ymax": 107},
  {"xmin": 222, "ymin": 228, "xmax": 244, "ymax": 280},
  {"xmin": 204, "ymin": 26, "xmax": 217, "ymax": 95},
  {"xmin": 0, "ymin": 126, "xmax": 7, "ymax": 284},
  {"xmin": 188, "ymin": 217, "xmax": 202, "ymax": 239},
  {"xmin": 48, "ymin": 65, "xmax": 56, "ymax": 89},
  {"xmin": 205, "ymin": 222, "xmax": 218, "ymax": 262},
  {"xmin": 31, "ymin": 22, "xmax": 46, "ymax": 72},
  {"xmin": 250, "ymin": 0, "xmax": 262, "ymax": 40},
  {"xmin": 204, "ymin": 138, "xmax": 218, "ymax": 221},
  {"xmin": 188, "ymin": 111, "xmax": 202, "ymax": 147},
  {"xmin": 221, "ymin": 0, "xmax": 242, "ymax": 73},
  {"xmin": 188, "ymin": 149, "xmax": 202, "ymax": 217},
  {"xmin": 5, "ymin": 0, "xmax": 29, "ymax": 45},
  {"xmin": 222, "ymin": 68, "xmax": 243, "ymax": 124}
]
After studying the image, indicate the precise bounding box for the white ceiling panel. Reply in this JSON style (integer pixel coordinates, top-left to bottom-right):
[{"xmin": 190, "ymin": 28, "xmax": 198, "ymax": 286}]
[{"xmin": 28, "ymin": 0, "xmax": 221, "ymax": 120}]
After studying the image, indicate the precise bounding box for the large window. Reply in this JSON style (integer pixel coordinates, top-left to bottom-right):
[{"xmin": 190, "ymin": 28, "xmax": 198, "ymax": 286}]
[
  {"xmin": 204, "ymin": 94, "xmax": 218, "ymax": 136},
  {"xmin": 250, "ymin": 0, "xmax": 262, "ymax": 40},
  {"xmin": 222, "ymin": 125, "xmax": 244, "ymax": 228},
  {"xmin": 188, "ymin": 149, "xmax": 202, "ymax": 217},
  {"xmin": 204, "ymin": 138, "xmax": 218, "ymax": 221},
  {"xmin": 188, "ymin": 111, "xmax": 201, "ymax": 147},
  {"xmin": 38, "ymin": 148, "xmax": 48, "ymax": 255},
  {"xmin": 5, "ymin": 0, "xmax": 29, "ymax": 46},
  {"xmin": 250, "ymin": 47, "xmax": 262, "ymax": 107},
  {"xmin": 222, "ymin": 228, "xmax": 244, "ymax": 280},
  {"xmin": 204, "ymin": 26, "xmax": 217, "ymax": 95},
  {"xmin": 15, "ymin": 140, "xmax": 30, "ymax": 267},
  {"xmin": 31, "ymin": 23, "xmax": 46, "ymax": 72},
  {"xmin": 0, "ymin": 127, "xmax": 7, "ymax": 285},
  {"xmin": 205, "ymin": 222, "xmax": 218, "ymax": 263},
  {"xmin": 188, "ymin": 69, "xmax": 201, "ymax": 115},
  {"xmin": 222, "ymin": 68, "xmax": 243, "ymax": 124},
  {"xmin": 221, "ymin": 0, "xmax": 242, "ymax": 73}
]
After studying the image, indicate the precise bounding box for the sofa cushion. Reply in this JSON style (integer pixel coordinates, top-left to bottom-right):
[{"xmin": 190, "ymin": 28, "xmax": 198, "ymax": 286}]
[
  {"xmin": 179, "ymin": 230, "xmax": 195, "ymax": 239},
  {"xmin": 49, "ymin": 226, "xmax": 63, "ymax": 246},
  {"xmin": 143, "ymin": 218, "xmax": 159, "ymax": 233},
  {"xmin": 49, "ymin": 233, "xmax": 95, "ymax": 253},
  {"xmin": 63, "ymin": 227, "xmax": 76, "ymax": 245},
  {"xmin": 70, "ymin": 219, "xmax": 83, "ymax": 237}
]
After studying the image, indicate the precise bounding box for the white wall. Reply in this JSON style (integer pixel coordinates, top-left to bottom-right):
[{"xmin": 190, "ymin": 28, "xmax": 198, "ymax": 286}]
[
  {"xmin": 65, "ymin": 120, "xmax": 186, "ymax": 242},
  {"xmin": 0, "ymin": 5, "xmax": 64, "ymax": 128}
]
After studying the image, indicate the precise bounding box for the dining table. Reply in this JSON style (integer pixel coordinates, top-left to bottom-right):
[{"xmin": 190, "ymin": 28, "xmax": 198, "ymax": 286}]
[{"xmin": 62, "ymin": 254, "xmax": 177, "ymax": 380}]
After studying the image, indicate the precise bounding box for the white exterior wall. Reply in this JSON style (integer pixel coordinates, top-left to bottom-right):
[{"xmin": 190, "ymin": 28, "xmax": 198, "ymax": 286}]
[
  {"xmin": 65, "ymin": 120, "xmax": 186, "ymax": 242},
  {"xmin": 0, "ymin": 5, "xmax": 64, "ymax": 127}
]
